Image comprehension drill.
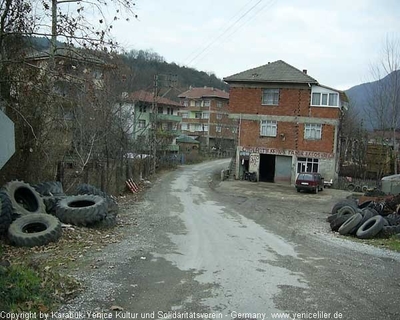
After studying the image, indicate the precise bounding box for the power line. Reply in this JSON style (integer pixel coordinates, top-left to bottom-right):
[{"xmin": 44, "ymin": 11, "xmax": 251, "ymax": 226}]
[
  {"xmin": 185, "ymin": 0, "xmax": 264, "ymax": 66},
  {"xmin": 189, "ymin": 0, "xmax": 278, "ymax": 70},
  {"xmin": 182, "ymin": 0, "xmax": 258, "ymax": 65}
]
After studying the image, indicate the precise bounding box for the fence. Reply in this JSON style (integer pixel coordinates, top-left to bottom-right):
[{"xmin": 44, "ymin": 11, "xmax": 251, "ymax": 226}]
[{"xmin": 335, "ymin": 176, "xmax": 380, "ymax": 192}]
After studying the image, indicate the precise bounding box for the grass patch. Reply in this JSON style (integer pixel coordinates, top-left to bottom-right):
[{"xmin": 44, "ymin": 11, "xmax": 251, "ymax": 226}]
[
  {"xmin": 0, "ymin": 262, "xmax": 80, "ymax": 312},
  {"xmin": 346, "ymin": 235, "xmax": 400, "ymax": 252}
]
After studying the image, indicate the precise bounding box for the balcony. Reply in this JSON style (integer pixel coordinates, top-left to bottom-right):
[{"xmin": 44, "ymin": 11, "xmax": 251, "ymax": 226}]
[{"xmin": 151, "ymin": 113, "xmax": 182, "ymax": 122}]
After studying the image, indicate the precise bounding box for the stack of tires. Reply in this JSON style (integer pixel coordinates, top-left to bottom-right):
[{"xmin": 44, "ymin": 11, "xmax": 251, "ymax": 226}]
[
  {"xmin": 328, "ymin": 198, "xmax": 400, "ymax": 239},
  {"xmin": 0, "ymin": 181, "xmax": 118, "ymax": 247}
]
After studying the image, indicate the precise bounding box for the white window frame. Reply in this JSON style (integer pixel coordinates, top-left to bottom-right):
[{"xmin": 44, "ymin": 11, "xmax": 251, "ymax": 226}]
[
  {"xmin": 202, "ymin": 112, "xmax": 209, "ymax": 119},
  {"xmin": 204, "ymin": 100, "xmax": 211, "ymax": 107},
  {"xmin": 262, "ymin": 89, "xmax": 279, "ymax": 105},
  {"xmin": 195, "ymin": 112, "xmax": 202, "ymax": 119},
  {"xmin": 183, "ymin": 100, "xmax": 189, "ymax": 107},
  {"xmin": 181, "ymin": 112, "xmax": 188, "ymax": 119},
  {"xmin": 216, "ymin": 125, "xmax": 222, "ymax": 133},
  {"xmin": 311, "ymin": 91, "xmax": 339, "ymax": 107},
  {"xmin": 216, "ymin": 113, "xmax": 222, "ymax": 120},
  {"xmin": 190, "ymin": 100, "xmax": 195, "ymax": 107},
  {"xmin": 216, "ymin": 101, "xmax": 222, "ymax": 108},
  {"xmin": 260, "ymin": 120, "xmax": 277, "ymax": 137},
  {"xmin": 297, "ymin": 157, "xmax": 319, "ymax": 173},
  {"xmin": 195, "ymin": 100, "xmax": 202, "ymax": 107},
  {"xmin": 203, "ymin": 125, "xmax": 209, "ymax": 132},
  {"xmin": 304, "ymin": 123, "xmax": 322, "ymax": 140},
  {"xmin": 195, "ymin": 124, "xmax": 202, "ymax": 132},
  {"xmin": 181, "ymin": 123, "xmax": 188, "ymax": 130}
]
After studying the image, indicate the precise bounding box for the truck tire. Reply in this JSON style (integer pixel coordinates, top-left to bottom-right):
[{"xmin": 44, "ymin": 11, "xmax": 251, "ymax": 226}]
[
  {"xmin": 3, "ymin": 180, "xmax": 46, "ymax": 217},
  {"xmin": 0, "ymin": 191, "xmax": 13, "ymax": 236},
  {"xmin": 356, "ymin": 216, "xmax": 385, "ymax": 239},
  {"xmin": 56, "ymin": 195, "xmax": 107, "ymax": 226},
  {"xmin": 8, "ymin": 213, "xmax": 62, "ymax": 247},
  {"xmin": 338, "ymin": 212, "xmax": 362, "ymax": 235},
  {"xmin": 33, "ymin": 181, "xmax": 65, "ymax": 196},
  {"xmin": 42, "ymin": 196, "xmax": 67, "ymax": 215},
  {"xmin": 330, "ymin": 215, "xmax": 350, "ymax": 232},
  {"xmin": 75, "ymin": 184, "xmax": 118, "ymax": 216},
  {"xmin": 331, "ymin": 200, "xmax": 357, "ymax": 214}
]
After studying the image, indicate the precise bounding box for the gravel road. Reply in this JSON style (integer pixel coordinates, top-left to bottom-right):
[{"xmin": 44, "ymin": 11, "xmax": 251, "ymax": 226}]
[{"xmin": 58, "ymin": 159, "xmax": 400, "ymax": 320}]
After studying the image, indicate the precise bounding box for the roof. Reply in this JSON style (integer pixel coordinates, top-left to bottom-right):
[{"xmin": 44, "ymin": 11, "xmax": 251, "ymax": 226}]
[
  {"xmin": 223, "ymin": 60, "xmax": 318, "ymax": 84},
  {"xmin": 176, "ymin": 134, "xmax": 200, "ymax": 144},
  {"xmin": 129, "ymin": 90, "xmax": 182, "ymax": 107},
  {"xmin": 178, "ymin": 86, "xmax": 229, "ymax": 99},
  {"xmin": 317, "ymin": 84, "xmax": 349, "ymax": 102}
]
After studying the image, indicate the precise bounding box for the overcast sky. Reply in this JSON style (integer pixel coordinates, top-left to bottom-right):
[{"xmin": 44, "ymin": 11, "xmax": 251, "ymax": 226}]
[{"xmin": 111, "ymin": 0, "xmax": 400, "ymax": 90}]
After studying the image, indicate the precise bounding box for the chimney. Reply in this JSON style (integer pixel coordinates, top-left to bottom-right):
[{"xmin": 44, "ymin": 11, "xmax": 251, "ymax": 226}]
[{"xmin": 303, "ymin": 69, "xmax": 307, "ymax": 74}]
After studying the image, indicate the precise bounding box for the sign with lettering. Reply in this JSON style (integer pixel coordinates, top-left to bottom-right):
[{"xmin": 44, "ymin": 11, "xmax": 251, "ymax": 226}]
[{"xmin": 241, "ymin": 147, "xmax": 334, "ymax": 159}]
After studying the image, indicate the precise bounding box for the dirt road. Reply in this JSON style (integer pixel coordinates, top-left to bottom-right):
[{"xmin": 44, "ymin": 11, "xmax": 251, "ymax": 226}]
[{"xmin": 59, "ymin": 159, "xmax": 400, "ymax": 320}]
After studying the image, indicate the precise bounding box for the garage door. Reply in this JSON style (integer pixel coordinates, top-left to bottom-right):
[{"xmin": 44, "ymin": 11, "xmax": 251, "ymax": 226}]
[{"xmin": 275, "ymin": 156, "xmax": 291, "ymax": 184}]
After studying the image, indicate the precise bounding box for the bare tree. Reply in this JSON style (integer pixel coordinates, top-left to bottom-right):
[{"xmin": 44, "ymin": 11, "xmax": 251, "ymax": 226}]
[{"xmin": 368, "ymin": 35, "xmax": 400, "ymax": 175}]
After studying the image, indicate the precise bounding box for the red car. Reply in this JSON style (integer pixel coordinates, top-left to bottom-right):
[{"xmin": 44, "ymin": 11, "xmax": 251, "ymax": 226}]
[{"xmin": 295, "ymin": 172, "xmax": 324, "ymax": 194}]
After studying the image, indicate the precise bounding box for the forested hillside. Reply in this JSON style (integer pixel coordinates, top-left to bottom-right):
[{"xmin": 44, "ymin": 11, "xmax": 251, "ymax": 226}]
[{"xmin": 31, "ymin": 37, "xmax": 229, "ymax": 97}]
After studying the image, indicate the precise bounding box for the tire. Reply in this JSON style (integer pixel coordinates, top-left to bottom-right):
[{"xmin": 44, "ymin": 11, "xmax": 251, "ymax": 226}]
[
  {"xmin": 8, "ymin": 213, "xmax": 62, "ymax": 247},
  {"xmin": 378, "ymin": 226, "xmax": 398, "ymax": 238},
  {"xmin": 0, "ymin": 191, "xmax": 13, "ymax": 236},
  {"xmin": 331, "ymin": 200, "xmax": 358, "ymax": 215},
  {"xmin": 3, "ymin": 180, "xmax": 46, "ymax": 216},
  {"xmin": 42, "ymin": 196, "xmax": 67, "ymax": 215},
  {"xmin": 362, "ymin": 185, "xmax": 369, "ymax": 193},
  {"xmin": 337, "ymin": 205, "xmax": 356, "ymax": 218},
  {"xmin": 330, "ymin": 215, "xmax": 350, "ymax": 232},
  {"xmin": 359, "ymin": 208, "xmax": 375, "ymax": 226},
  {"xmin": 338, "ymin": 212, "xmax": 362, "ymax": 235},
  {"xmin": 326, "ymin": 213, "xmax": 339, "ymax": 223},
  {"xmin": 56, "ymin": 195, "xmax": 107, "ymax": 226},
  {"xmin": 356, "ymin": 215, "xmax": 385, "ymax": 239},
  {"xmin": 347, "ymin": 183, "xmax": 356, "ymax": 191},
  {"xmin": 92, "ymin": 212, "xmax": 117, "ymax": 229},
  {"xmin": 33, "ymin": 181, "xmax": 65, "ymax": 196},
  {"xmin": 75, "ymin": 184, "xmax": 118, "ymax": 216},
  {"xmin": 358, "ymin": 200, "xmax": 373, "ymax": 209}
]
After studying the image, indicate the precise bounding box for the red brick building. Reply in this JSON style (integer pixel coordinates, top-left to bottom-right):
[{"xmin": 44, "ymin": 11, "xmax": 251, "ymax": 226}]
[
  {"xmin": 224, "ymin": 60, "xmax": 348, "ymax": 184},
  {"xmin": 178, "ymin": 87, "xmax": 236, "ymax": 151}
]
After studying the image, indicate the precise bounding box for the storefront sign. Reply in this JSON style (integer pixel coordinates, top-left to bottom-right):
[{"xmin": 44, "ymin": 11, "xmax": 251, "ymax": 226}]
[{"xmin": 241, "ymin": 147, "xmax": 334, "ymax": 159}]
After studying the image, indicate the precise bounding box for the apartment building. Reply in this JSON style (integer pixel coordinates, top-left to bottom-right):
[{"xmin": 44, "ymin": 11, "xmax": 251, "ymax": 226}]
[
  {"xmin": 178, "ymin": 86, "xmax": 236, "ymax": 151},
  {"xmin": 224, "ymin": 60, "xmax": 348, "ymax": 183}
]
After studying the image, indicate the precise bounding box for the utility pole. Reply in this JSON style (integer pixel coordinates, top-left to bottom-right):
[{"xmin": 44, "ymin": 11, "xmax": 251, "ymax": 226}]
[
  {"xmin": 151, "ymin": 74, "xmax": 158, "ymax": 174},
  {"xmin": 150, "ymin": 74, "xmax": 178, "ymax": 174}
]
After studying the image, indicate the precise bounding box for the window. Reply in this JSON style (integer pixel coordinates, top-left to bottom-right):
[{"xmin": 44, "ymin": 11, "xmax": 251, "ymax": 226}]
[
  {"xmin": 232, "ymin": 127, "xmax": 237, "ymax": 134},
  {"xmin": 181, "ymin": 123, "xmax": 188, "ymax": 130},
  {"xmin": 304, "ymin": 123, "xmax": 322, "ymax": 140},
  {"xmin": 181, "ymin": 112, "xmax": 188, "ymax": 119},
  {"xmin": 262, "ymin": 89, "xmax": 279, "ymax": 105},
  {"xmin": 216, "ymin": 125, "xmax": 222, "ymax": 133},
  {"xmin": 138, "ymin": 120, "xmax": 146, "ymax": 128},
  {"xmin": 189, "ymin": 124, "xmax": 195, "ymax": 132},
  {"xmin": 329, "ymin": 94, "xmax": 338, "ymax": 106},
  {"xmin": 195, "ymin": 100, "xmax": 202, "ymax": 107},
  {"xmin": 195, "ymin": 124, "xmax": 202, "ymax": 131},
  {"xmin": 190, "ymin": 100, "xmax": 195, "ymax": 107},
  {"xmin": 139, "ymin": 105, "xmax": 147, "ymax": 113},
  {"xmin": 216, "ymin": 101, "xmax": 222, "ymax": 108},
  {"xmin": 158, "ymin": 107, "xmax": 163, "ymax": 114},
  {"xmin": 297, "ymin": 157, "xmax": 319, "ymax": 173},
  {"xmin": 260, "ymin": 120, "xmax": 277, "ymax": 137},
  {"xmin": 195, "ymin": 112, "xmax": 202, "ymax": 119},
  {"xmin": 184, "ymin": 100, "xmax": 189, "ymax": 107},
  {"xmin": 204, "ymin": 100, "xmax": 211, "ymax": 107},
  {"xmin": 203, "ymin": 125, "xmax": 209, "ymax": 132},
  {"xmin": 202, "ymin": 112, "xmax": 209, "ymax": 119},
  {"xmin": 216, "ymin": 113, "xmax": 222, "ymax": 120},
  {"xmin": 167, "ymin": 108, "xmax": 173, "ymax": 115},
  {"xmin": 312, "ymin": 92, "xmax": 339, "ymax": 106}
]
